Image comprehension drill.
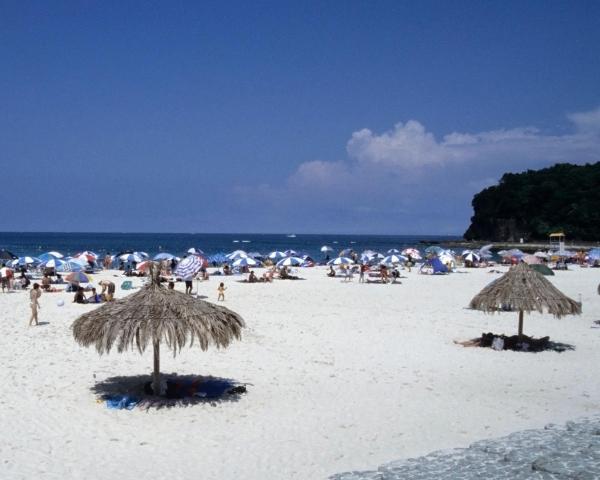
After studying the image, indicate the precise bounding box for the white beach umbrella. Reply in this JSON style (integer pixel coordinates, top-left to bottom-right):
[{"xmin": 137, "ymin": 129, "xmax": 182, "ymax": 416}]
[
  {"xmin": 276, "ymin": 257, "xmax": 304, "ymax": 267},
  {"xmin": 401, "ymin": 248, "xmax": 422, "ymax": 260},
  {"xmin": 134, "ymin": 251, "xmax": 149, "ymax": 259},
  {"xmin": 534, "ymin": 251, "xmax": 549, "ymax": 259},
  {"xmin": 226, "ymin": 250, "xmax": 248, "ymax": 261},
  {"xmin": 320, "ymin": 246, "xmax": 333, "ymax": 253},
  {"xmin": 187, "ymin": 248, "xmax": 204, "ymax": 255},
  {"xmin": 380, "ymin": 254, "xmax": 407, "ymax": 265},
  {"xmin": 387, "ymin": 248, "xmax": 402, "ymax": 254},
  {"xmin": 120, "ymin": 253, "xmax": 143, "ymax": 263},
  {"xmin": 268, "ymin": 251, "xmax": 286, "ymax": 260},
  {"xmin": 232, "ymin": 257, "xmax": 259, "ymax": 267},
  {"xmin": 284, "ymin": 249, "xmax": 298, "ymax": 256},
  {"xmin": 47, "ymin": 251, "xmax": 64, "ymax": 259},
  {"xmin": 328, "ymin": 256, "xmax": 355, "ymax": 265}
]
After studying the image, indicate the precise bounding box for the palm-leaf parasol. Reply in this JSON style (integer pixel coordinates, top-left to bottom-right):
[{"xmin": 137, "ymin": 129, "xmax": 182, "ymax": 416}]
[
  {"xmin": 72, "ymin": 264, "xmax": 245, "ymax": 395},
  {"xmin": 469, "ymin": 262, "xmax": 580, "ymax": 339}
]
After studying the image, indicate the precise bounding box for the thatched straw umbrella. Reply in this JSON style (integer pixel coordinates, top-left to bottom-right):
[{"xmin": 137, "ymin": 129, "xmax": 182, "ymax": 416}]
[
  {"xmin": 469, "ymin": 262, "xmax": 581, "ymax": 339},
  {"xmin": 72, "ymin": 264, "xmax": 244, "ymax": 395}
]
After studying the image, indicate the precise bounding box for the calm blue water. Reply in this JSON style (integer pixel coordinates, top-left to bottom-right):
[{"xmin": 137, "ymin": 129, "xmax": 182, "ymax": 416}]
[{"xmin": 0, "ymin": 232, "xmax": 461, "ymax": 259}]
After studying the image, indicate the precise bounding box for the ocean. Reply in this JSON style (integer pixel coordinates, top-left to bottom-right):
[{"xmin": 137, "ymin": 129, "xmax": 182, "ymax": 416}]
[{"xmin": 0, "ymin": 232, "xmax": 461, "ymax": 259}]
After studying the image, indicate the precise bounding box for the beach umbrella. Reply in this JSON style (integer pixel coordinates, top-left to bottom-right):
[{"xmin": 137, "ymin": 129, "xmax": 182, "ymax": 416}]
[
  {"xmin": 328, "ymin": 256, "xmax": 355, "ymax": 265},
  {"xmin": 134, "ymin": 251, "xmax": 149, "ymax": 259},
  {"xmin": 522, "ymin": 254, "xmax": 541, "ymax": 265},
  {"xmin": 320, "ymin": 246, "xmax": 333, "ymax": 253},
  {"xmin": 276, "ymin": 257, "xmax": 304, "ymax": 267},
  {"xmin": 477, "ymin": 244, "xmax": 494, "ymax": 259},
  {"xmin": 16, "ymin": 256, "xmax": 41, "ymax": 266},
  {"xmin": 588, "ymin": 249, "xmax": 600, "ymax": 261},
  {"xmin": 72, "ymin": 265, "xmax": 244, "ymax": 396},
  {"xmin": 462, "ymin": 251, "xmax": 480, "ymax": 263},
  {"xmin": 469, "ymin": 263, "xmax": 581, "ymax": 339},
  {"xmin": 506, "ymin": 249, "xmax": 524, "ymax": 258},
  {"xmin": 339, "ymin": 248, "xmax": 353, "ymax": 257},
  {"xmin": 66, "ymin": 271, "xmax": 93, "ymax": 284},
  {"xmin": 75, "ymin": 252, "xmax": 96, "ymax": 263},
  {"xmin": 530, "ymin": 264, "xmax": 554, "ymax": 276},
  {"xmin": 187, "ymin": 248, "xmax": 204, "ymax": 255},
  {"xmin": 136, "ymin": 260, "xmax": 152, "ymax": 272},
  {"xmin": 175, "ymin": 255, "xmax": 203, "ymax": 279},
  {"xmin": 534, "ymin": 251, "xmax": 549, "ymax": 259},
  {"xmin": 0, "ymin": 267, "xmax": 13, "ymax": 278},
  {"xmin": 401, "ymin": 248, "xmax": 422, "ymax": 260},
  {"xmin": 387, "ymin": 248, "xmax": 401, "ymax": 254},
  {"xmin": 226, "ymin": 250, "xmax": 248, "ymax": 261},
  {"xmin": 0, "ymin": 249, "xmax": 17, "ymax": 261},
  {"xmin": 208, "ymin": 253, "xmax": 228, "ymax": 264},
  {"xmin": 232, "ymin": 257, "xmax": 259, "ymax": 267},
  {"xmin": 38, "ymin": 252, "xmax": 64, "ymax": 262},
  {"xmin": 120, "ymin": 253, "xmax": 143, "ymax": 263},
  {"xmin": 424, "ymin": 246, "xmax": 444, "ymax": 256},
  {"xmin": 380, "ymin": 254, "xmax": 407, "ymax": 265},
  {"xmin": 284, "ymin": 249, "xmax": 298, "ymax": 256},
  {"xmin": 268, "ymin": 251, "xmax": 286, "ymax": 260},
  {"xmin": 56, "ymin": 260, "xmax": 84, "ymax": 273},
  {"xmin": 153, "ymin": 252, "xmax": 175, "ymax": 261}
]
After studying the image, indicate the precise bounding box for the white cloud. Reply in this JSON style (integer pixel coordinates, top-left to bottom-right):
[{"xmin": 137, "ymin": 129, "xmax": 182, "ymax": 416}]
[
  {"xmin": 231, "ymin": 105, "xmax": 600, "ymax": 234},
  {"xmin": 343, "ymin": 107, "xmax": 600, "ymax": 171}
]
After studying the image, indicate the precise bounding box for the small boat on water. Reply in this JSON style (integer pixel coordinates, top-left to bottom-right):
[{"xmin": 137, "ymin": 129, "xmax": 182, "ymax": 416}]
[{"xmin": 287, "ymin": 234, "xmax": 296, "ymax": 238}]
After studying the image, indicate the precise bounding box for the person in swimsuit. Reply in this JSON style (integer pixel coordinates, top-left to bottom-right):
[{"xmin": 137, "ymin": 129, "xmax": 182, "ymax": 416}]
[{"xmin": 29, "ymin": 283, "xmax": 42, "ymax": 326}]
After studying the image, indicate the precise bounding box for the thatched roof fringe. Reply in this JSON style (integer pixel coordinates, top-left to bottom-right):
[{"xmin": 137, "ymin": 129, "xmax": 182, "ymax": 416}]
[{"xmin": 469, "ymin": 263, "xmax": 581, "ymax": 317}]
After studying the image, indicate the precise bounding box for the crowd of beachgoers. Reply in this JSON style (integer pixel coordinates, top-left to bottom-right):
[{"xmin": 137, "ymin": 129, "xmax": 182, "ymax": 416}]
[{"xmin": 2, "ymin": 243, "xmax": 599, "ymax": 294}]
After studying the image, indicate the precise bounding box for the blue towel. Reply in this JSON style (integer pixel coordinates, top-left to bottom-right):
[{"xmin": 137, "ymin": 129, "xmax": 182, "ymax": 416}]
[{"xmin": 106, "ymin": 395, "xmax": 139, "ymax": 410}]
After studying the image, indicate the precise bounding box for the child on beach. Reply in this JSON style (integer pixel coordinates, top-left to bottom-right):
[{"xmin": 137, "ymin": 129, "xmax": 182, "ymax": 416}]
[
  {"xmin": 217, "ymin": 282, "xmax": 226, "ymax": 301},
  {"xmin": 29, "ymin": 283, "xmax": 41, "ymax": 326}
]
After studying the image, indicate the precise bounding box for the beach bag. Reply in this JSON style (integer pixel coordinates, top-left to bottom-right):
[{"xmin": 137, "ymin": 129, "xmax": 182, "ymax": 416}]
[{"xmin": 491, "ymin": 337, "xmax": 504, "ymax": 351}]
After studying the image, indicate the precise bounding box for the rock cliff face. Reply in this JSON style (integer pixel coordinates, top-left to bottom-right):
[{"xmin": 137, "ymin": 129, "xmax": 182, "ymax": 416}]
[{"xmin": 464, "ymin": 162, "xmax": 600, "ymax": 241}]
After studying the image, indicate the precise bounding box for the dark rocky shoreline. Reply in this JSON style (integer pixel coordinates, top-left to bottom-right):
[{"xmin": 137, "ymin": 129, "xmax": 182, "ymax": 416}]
[{"xmin": 330, "ymin": 416, "xmax": 600, "ymax": 479}]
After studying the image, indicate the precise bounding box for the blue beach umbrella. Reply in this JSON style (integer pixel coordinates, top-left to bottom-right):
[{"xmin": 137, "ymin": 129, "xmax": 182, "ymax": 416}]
[{"xmin": 15, "ymin": 256, "xmax": 41, "ymax": 266}]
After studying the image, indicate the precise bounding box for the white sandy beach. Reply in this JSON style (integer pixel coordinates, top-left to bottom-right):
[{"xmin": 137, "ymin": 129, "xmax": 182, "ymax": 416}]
[{"xmin": 1, "ymin": 265, "xmax": 599, "ymax": 479}]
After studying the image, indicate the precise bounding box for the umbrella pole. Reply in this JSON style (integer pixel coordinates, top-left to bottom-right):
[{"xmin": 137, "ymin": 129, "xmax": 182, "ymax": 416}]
[
  {"xmin": 518, "ymin": 310, "xmax": 524, "ymax": 339},
  {"xmin": 152, "ymin": 339, "xmax": 161, "ymax": 395}
]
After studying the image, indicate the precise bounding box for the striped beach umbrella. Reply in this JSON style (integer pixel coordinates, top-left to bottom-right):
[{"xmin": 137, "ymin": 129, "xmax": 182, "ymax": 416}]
[
  {"xmin": 380, "ymin": 254, "xmax": 407, "ymax": 265},
  {"xmin": 175, "ymin": 255, "xmax": 203, "ymax": 279},
  {"xmin": 56, "ymin": 260, "xmax": 84, "ymax": 272},
  {"xmin": 232, "ymin": 257, "xmax": 259, "ymax": 267},
  {"xmin": 401, "ymin": 248, "xmax": 422, "ymax": 260},
  {"xmin": 120, "ymin": 253, "xmax": 143, "ymax": 263},
  {"xmin": 226, "ymin": 250, "xmax": 248, "ymax": 261},
  {"xmin": 328, "ymin": 256, "xmax": 355, "ymax": 265},
  {"xmin": 66, "ymin": 271, "xmax": 93, "ymax": 283},
  {"xmin": 268, "ymin": 251, "xmax": 286, "ymax": 260},
  {"xmin": 276, "ymin": 257, "xmax": 304, "ymax": 267},
  {"xmin": 187, "ymin": 248, "xmax": 204, "ymax": 255}
]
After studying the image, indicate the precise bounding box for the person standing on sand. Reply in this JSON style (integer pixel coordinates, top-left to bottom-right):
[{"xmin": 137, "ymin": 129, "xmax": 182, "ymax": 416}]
[
  {"xmin": 217, "ymin": 282, "xmax": 226, "ymax": 301},
  {"xmin": 29, "ymin": 283, "xmax": 42, "ymax": 326}
]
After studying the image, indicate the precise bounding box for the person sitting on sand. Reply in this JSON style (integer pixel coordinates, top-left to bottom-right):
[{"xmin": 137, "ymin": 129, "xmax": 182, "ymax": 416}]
[
  {"xmin": 262, "ymin": 270, "xmax": 273, "ymax": 282},
  {"xmin": 88, "ymin": 287, "xmax": 103, "ymax": 303},
  {"xmin": 248, "ymin": 271, "xmax": 258, "ymax": 283},
  {"xmin": 73, "ymin": 287, "xmax": 87, "ymax": 304},
  {"xmin": 99, "ymin": 280, "xmax": 115, "ymax": 302},
  {"xmin": 391, "ymin": 268, "xmax": 400, "ymax": 283},
  {"xmin": 168, "ymin": 281, "xmax": 175, "ymax": 290},
  {"xmin": 327, "ymin": 266, "xmax": 336, "ymax": 277},
  {"xmin": 223, "ymin": 264, "xmax": 231, "ymax": 275},
  {"xmin": 41, "ymin": 274, "xmax": 51, "ymax": 291}
]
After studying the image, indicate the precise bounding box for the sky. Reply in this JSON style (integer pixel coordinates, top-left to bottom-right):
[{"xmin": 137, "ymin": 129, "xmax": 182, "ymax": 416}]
[{"xmin": 1, "ymin": 1, "xmax": 599, "ymax": 235}]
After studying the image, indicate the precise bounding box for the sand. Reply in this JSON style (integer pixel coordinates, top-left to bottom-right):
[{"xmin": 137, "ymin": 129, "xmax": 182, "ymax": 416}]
[{"xmin": 1, "ymin": 265, "xmax": 599, "ymax": 479}]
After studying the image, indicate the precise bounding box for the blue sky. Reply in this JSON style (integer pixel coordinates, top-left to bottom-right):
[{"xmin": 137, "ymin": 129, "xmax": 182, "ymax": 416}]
[{"xmin": 1, "ymin": 1, "xmax": 599, "ymax": 234}]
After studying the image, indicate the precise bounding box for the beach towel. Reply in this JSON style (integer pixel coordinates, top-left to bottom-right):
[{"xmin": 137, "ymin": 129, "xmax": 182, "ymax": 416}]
[{"xmin": 105, "ymin": 395, "xmax": 139, "ymax": 410}]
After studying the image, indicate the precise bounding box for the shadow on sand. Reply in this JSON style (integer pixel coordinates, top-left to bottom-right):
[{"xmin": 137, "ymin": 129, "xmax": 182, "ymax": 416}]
[
  {"xmin": 91, "ymin": 373, "xmax": 247, "ymax": 410},
  {"xmin": 455, "ymin": 333, "xmax": 575, "ymax": 353}
]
